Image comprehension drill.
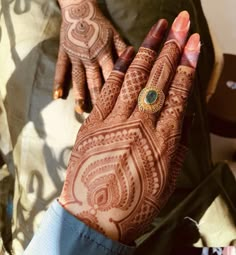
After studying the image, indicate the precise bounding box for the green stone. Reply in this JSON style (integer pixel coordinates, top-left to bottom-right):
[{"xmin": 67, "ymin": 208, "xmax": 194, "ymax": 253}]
[{"xmin": 144, "ymin": 90, "xmax": 158, "ymax": 105}]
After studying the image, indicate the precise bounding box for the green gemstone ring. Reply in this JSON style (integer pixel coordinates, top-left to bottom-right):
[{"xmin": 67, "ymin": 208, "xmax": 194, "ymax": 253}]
[{"xmin": 138, "ymin": 86, "xmax": 165, "ymax": 113}]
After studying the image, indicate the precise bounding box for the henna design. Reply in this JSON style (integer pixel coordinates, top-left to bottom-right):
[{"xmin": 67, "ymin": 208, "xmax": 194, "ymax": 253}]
[
  {"xmin": 77, "ymin": 211, "xmax": 106, "ymax": 235},
  {"xmin": 60, "ymin": 120, "xmax": 171, "ymax": 242},
  {"xmin": 147, "ymin": 41, "xmax": 181, "ymax": 91},
  {"xmin": 157, "ymin": 66, "xmax": 195, "ymax": 131},
  {"xmin": 62, "ymin": 2, "xmax": 110, "ymax": 61},
  {"xmin": 109, "ymin": 48, "xmax": 157, "ymax": 120},
  {"xmin": 59, "ymin": 12, "xmax": 200, "ymax": 244},
  {"xmin": 54, "ymin": 0, "xmax": 127, "ymax": 112},
  {"xmin": 113, "ymin": 33, "xmax": 127, "ymax": 55},
  {"xmin": 158, "ymin": 144, "xmax": 189, "ymax": 209}
]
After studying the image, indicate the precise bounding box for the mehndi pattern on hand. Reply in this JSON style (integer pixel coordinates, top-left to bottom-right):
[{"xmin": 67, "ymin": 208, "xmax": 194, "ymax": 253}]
[
  {"xmin": 59, "ymin": 11, "xmax": 201, "ymax": 244},
  {"xmin": 54, "ymin": 0, "xmax": 127, "ymax": 113}
]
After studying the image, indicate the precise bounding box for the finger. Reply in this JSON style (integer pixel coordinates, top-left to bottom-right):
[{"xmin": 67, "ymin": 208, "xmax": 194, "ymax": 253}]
[
  {"xmin": 98, "ymin": 51, "xmax": 114, "ymax": 81},
  {"xmin": 89, "ymin": 47, "xmax": 135, "ymax": 121},
  {"xmin": 136, "ymin": 11, "xmax": 190, "ymax": 119},
  {"xmin": 158, "ymin": 115, "xmax": 193, "ymax": 208},
  {"xmin": 156, "ymin": 33, "xmax": 200, "ymax": 132},
  {"xmin": 71, "ymin": 60, "xmax": 86, "ymax": 114},
  {"xmin": 108, "ymin": 19, "xmax": 168, "ymax": 121},
  {"xmin": 85, "ymin": 63, "xmax": 103, "ymax": 105},
  {"xmin": 53, "ymin": 46, "xmax": 70, "ymax": 99},
  {"xmin": 113, "ymin": 28, "xmax": 127, "ymax": 56}
]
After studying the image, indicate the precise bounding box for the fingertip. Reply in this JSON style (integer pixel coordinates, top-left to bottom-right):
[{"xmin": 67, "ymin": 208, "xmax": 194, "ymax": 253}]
[
  {"xmin": 141, "ymin": 19, "xmax": 168, "ymax": 51},
  {"xmin": 167, "ymin": 10, "xmax": 190, "ymax": 48},
  {"xmin": 180, "ymin": 33, "xmax": 201, "ymax": 68},
  {"xmin": 185, "ymin": 33, "xmax": 201, "ymax": 51},
  {"xmin": 172, "ymin": 11, "xmax": 190, "ymax": 31},
  {"xmin": 113, "ymin": 46, "xmax": 135, "ymax": 73},
  {"xmin": 151, "ymin": 19, "xmax": 169, "ymax": 38},
  {"xmin": 75, "ymin": 99, "xmax": 85, "ymax": 114},
  {"xmin": 53, "ymin": 87, "xmax": 63, "ymax": 99},
  {"xmin": 121, "ymin": 46, "xmax": 135, "ymax": 60}
]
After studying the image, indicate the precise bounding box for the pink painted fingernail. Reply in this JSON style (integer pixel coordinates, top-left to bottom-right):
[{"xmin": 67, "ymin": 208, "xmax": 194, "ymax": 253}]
[
  {"xmin": 172, "ymin": 11, "xmax": 190, "ymax": 31},
  {"xmin": 180, "ymin": 33, "xmax": 201, "ymax": 68},
  {"xmin": 185, "ymin": 33, "xmax": 201, "ymax": 51},
  {"xmin": 167, "ymin": 11, "xmax": 190, "ymax": 47}
]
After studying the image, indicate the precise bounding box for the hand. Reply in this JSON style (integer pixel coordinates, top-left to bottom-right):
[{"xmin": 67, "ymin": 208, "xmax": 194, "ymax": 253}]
[
  {"xmin": 59, "ymin": 11, "xmax": 200, "ymax": 244},
  {"xmin": 53, "ymin": 0, "xmax": 127, "ymax": 113}
]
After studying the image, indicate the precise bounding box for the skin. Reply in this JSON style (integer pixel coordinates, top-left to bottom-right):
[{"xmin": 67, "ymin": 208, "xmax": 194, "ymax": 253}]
[
  {"xmin": 54, "ymin": 0, "xmax": 127, "ymax": 113},
  {"xmin": 59, "ymin": 11, "xmax": 201, "ymax": 244}
]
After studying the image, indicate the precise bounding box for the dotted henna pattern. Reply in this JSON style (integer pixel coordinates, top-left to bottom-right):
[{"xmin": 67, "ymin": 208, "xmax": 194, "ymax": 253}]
[
  {"xmin": 61, "ymin": 1, "xmax": 113, "ymax": 62},
  {"xmin": 60, "ymin": 120, "xmax": 174, "ymax": 242},
  {"xmin": 59, "ymin": 24, "xmax": 198, "ymax": 243},
  {"xmin": 147, "ymin": 41, "xmax": 181, "ymax": 90}
]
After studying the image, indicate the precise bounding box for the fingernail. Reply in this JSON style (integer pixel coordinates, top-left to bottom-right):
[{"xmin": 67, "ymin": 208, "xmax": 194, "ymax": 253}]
[
  {"xmin": 142, "ymin": 19, "xmax": 168, "ymax": 51},
  {"xmin": 75, "ymin": 99, "xmax": 85, "ymax": 114},
  {"xmin": 185, "ymin": 33, "xmax": 201, "ymax": 51},
  {"xmin": 120, "ymin": 46, "xmax": 135, "ymax": 61},
  {"xmin": 181, "ymin": 33, "xmax": 201, "ymax": 68},
  {"xmin": 114, "ymin": 46, "xmax": 135, "ymax": 72},
  {"xmin": 172, "ymin": 11, "xmax": 190, "ymax": 31},
  {"xmin": 151, "ymin": 19, "xmax": 168, "ymax": 38},
  {"xmin": 53, "ymin": 88, "xmax": 63, "ymax": 99},
  {"xmin": 121, "ymin": 46, "xmax": 135, "ymax": 60}
]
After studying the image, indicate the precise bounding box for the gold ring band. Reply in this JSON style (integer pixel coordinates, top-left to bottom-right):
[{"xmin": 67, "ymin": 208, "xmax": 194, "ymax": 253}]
[{"xmin": 138, "ymin": 86, "xmax": 165, "ymax": 113}]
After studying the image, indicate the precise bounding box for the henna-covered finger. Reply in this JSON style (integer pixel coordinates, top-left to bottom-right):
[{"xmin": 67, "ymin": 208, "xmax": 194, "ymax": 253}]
[
  {"xmin": 157, "ymin": 114, "xmax": 193, "ymax": 208},
  {"xmin": 92, "ymin": 46, "xmax": 135, "ymax": 121},
  {"xmin": 156, "ymin": 33, "xmax": 200, "ymax": 132},
  {"xmin": 53, "ymin": 46, "xmax": 70, "ymax": 99},
  {"xmin": 133, "ymin": 12, "xmax": 191, "ymax": 122},
  {"xmin": 85, "ymin": 64, "xmax": 103, "ymax": 105},
  {"xmin": 144, "ymin": 11, "xmax": 190, "ymax": 97},
  {"xmin": 98, "ymin": 51, "xmax": 114, "ymax": 81},
  {"xmin": 113, "ymin": 28, "xmax": 127, "ymax": 56},
  {"xmin": 71, "ymin": 60, "xmax": 86, "ymax": 114},
  {"xmin": 109, "ymin": 19, "xmax": 168, "ymax": 120}
]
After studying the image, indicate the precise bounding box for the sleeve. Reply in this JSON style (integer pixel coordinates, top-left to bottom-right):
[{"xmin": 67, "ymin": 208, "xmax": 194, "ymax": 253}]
[{"xmin": 23, "ymin": 200, "xmax": 135, "ymax": 255}]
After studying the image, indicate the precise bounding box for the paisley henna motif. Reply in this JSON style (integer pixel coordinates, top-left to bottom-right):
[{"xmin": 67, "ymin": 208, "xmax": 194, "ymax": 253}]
[
  {"xmin": 61, "ymin": 121, "xmax": 166, "ymax": 242},
  {"xmin": 59, "ymin": 12, "xmax": 201, "ymax": 244},
  {"xmin": 54, "ymin": 0, "xmax": 127, "ymax": 112}
]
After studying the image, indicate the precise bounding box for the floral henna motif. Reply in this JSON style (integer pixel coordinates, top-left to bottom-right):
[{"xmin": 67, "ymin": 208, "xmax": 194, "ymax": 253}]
[
  {"xmin": 60, "ymin": 120, "xmax": 173, "ymax": 242},
  {"xmin": 59, "ymin": 12, "xmax": 201, "ymax": 244},
  {"xmin": 55, "ymin": 0, "xmax": 127, "ymax": 112},
  {"xmin": 61, "ymin": 1, "xmax": 113, "ymax": 63}
]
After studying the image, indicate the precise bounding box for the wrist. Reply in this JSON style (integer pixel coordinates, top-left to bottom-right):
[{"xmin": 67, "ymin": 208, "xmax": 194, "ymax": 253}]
[{"xmin": 58, "ymin": 0, "xmax": 96, "ymax": 8}]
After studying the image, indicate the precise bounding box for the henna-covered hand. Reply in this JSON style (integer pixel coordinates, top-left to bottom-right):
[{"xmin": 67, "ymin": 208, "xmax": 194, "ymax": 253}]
[
  {"xmin": 54, "ymin": 0, "xmax": 127, "ymax": 114},
  {"xmin": 59, "ymin": 11, "xmax": 201, "ymax": 244}
]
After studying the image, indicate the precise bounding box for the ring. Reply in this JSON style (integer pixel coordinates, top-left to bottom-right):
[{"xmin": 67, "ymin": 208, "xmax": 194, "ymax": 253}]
[{"xmin": 138, "ymin": 86, "xmax": 165, "ymax": 113}]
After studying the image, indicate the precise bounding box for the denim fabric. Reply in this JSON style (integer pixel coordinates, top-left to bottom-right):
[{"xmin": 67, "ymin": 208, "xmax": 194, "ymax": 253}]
[
  {"xmin": 0, "ymin": 0, "xmax": 235, "ymax": 254},
  {"xmin": 24, "ymin": 200, "xmax": 135, "ymax": 255}
]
